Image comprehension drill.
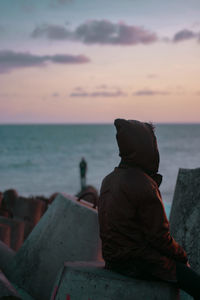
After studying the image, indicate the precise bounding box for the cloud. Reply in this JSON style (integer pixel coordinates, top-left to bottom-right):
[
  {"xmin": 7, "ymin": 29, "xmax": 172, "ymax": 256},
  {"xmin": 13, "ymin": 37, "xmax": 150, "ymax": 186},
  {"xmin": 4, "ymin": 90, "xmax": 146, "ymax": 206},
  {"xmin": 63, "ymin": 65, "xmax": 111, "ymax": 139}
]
[
  {"xmin": 70, "ymin": 88, "xmax": 127, "ymax": 98},
  {"xmin": 48, "ymin": 54, "xmax": 89, "ymax": 63},
  {"xmin": 132, "ymin": 89, "xmax": 170, "ymax": 96},
  {"xmin": 31, "ymin": 20, "xmax": 158, "ymax": 46},
  {"xmin": 31, "ymin": 24, "xmax": 71, "ymax": 40},
  {"xmin": 0, "ymin": 50, "xmax": 90, "ymax": 73},
  {"xmin": 173, "ymin": 29, "xmax": 198, "ymax": 42},
  {"xmin": 75, "ymin": 20, "xmax": 157, "ymax": 45}
]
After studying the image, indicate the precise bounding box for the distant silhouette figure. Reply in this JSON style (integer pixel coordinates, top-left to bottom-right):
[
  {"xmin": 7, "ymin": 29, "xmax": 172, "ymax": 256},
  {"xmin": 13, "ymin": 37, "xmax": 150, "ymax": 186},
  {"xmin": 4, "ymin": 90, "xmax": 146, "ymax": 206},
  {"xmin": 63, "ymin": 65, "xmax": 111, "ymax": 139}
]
[{"xmin": 79, "ymin": 157, "xmax": 87, "ymax": 191}]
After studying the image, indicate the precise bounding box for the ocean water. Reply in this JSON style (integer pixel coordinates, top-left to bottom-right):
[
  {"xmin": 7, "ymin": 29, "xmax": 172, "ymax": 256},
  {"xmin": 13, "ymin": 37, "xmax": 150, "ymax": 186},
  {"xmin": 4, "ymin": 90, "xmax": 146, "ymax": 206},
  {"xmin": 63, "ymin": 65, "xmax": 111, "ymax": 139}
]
[{"xmin": 0, "ymin": 124, "xmax": 200, "ymax": 216}]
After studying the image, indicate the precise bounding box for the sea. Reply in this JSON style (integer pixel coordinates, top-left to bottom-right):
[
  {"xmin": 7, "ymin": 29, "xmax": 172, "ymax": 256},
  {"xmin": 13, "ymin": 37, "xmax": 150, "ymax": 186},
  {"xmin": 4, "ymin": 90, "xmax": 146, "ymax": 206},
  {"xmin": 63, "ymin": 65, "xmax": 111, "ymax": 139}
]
[{"xmin": 0, "ymin": 124, "xmax": 200, "ymax": 217}]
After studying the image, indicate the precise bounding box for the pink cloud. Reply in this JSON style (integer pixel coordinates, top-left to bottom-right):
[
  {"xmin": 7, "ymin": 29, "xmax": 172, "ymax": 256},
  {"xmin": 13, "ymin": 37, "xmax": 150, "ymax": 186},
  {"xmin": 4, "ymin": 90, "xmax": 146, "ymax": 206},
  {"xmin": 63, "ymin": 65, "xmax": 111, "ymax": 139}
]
[
  {"xmin": 0, "ymin": 50, "xmax": 90, "ymax": 73},
  {"xmin": 31, "ymin": 20, "xmax": 158, "ymax": 46}
]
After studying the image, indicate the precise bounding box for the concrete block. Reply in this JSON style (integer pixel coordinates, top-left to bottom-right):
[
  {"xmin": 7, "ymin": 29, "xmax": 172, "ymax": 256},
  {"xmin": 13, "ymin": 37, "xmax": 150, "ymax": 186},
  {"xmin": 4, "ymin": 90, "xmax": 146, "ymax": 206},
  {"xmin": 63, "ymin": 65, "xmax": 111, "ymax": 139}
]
[
  {"xmin": 0, "ymin": 241, "xmax": 16, "ymax": 274},
  {"xmin": 12, "ymin": 284, "xmax": 35, "ymax": 300},
  {"xmin": 22, "ymin": 220, "xmax": 35, "ymax": 240},
  {"xmin": 170, "ymin": 168, "xmax": 200, "ymax": 300},
  {"xmin": 8, "ymin": 194, "xmax": 102, "ymax": 300},
  {"xmin": 0, "ymin": 223, "xmax": 11, "ymax": 246},
  {"xmin": 49, "ymin": 193, "xmax": 59, "ymax": 204},
  {"xmin": 0, "ymin": 208, "xmax": 13, "ymax": 218},
  {"xmin": 51, "ymin": 261, "xmax": 179, "ymax": 300},
  {"xmin": 170, "ymin": 168, "xmax": 200, "ymax": 273},
  {"xmin": 0, "ymin": 270, "xmax": 20, "ymax": 298},
  {"xmin": 0, "ymin": 217, "xmax": 25, "ymax": 251},
  {"xmin": 3, "ymin": 196, "xmax": 47, "ymax": 225}
]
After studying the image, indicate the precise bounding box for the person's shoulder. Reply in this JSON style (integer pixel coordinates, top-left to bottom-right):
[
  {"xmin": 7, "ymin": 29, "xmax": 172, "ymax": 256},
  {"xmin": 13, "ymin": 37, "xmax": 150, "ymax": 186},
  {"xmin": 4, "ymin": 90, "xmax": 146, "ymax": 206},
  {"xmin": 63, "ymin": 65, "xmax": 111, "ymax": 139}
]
[
  {"xmin": 100, "ymin": 169, "xmax": 116, "ymax": 195},
  {"xmin": 101, "ymin": 169, "xmax": 115, "ymax": 184},
  {"xmin": 122, "ymin": 167, "xmax": 157, "ymax": 193}
]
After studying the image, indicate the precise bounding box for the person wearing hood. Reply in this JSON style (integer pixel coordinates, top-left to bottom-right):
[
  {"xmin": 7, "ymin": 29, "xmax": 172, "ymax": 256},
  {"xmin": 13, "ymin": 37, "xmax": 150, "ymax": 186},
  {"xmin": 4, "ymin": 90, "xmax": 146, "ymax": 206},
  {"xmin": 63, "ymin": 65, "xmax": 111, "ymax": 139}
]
[{"xmin": 98, "ymin": 119, "xmax": 200, "ymax": 299}]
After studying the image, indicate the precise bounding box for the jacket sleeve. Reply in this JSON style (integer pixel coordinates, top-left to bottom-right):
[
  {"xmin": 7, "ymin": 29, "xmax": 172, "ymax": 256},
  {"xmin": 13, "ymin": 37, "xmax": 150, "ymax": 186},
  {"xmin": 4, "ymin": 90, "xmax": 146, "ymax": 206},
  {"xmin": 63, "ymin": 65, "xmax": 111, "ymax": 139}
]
[{"xmin": 140, "ymin": 180, "xmax": 188, "ymax": 263}]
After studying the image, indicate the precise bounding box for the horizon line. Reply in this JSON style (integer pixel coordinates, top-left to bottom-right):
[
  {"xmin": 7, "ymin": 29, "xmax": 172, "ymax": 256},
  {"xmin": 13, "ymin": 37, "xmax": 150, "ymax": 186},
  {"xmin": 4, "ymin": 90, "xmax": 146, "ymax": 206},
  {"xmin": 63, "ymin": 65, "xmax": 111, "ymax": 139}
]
[{"xmin": 0, "ymin": 122, "xmax": 200, "ymax": 125}]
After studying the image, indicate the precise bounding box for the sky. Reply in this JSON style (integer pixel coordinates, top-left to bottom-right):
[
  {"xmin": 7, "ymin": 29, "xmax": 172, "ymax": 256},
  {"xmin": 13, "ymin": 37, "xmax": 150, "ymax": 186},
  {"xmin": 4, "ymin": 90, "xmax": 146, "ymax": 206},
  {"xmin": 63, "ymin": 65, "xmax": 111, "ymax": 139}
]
[{"xmin": 0, "ymin": 0, "xmax": 200, "ymax": 123}]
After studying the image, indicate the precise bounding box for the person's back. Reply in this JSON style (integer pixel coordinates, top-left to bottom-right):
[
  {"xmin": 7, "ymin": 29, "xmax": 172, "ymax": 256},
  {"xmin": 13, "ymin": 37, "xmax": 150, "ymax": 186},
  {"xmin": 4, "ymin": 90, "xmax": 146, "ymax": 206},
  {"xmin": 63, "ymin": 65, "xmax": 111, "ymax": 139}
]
[
  {"xmin": 98, "ymin": 119, "xmax": 200, "ymax": 299},
  {"xmin": 99, "ymin": 166, "xmax": 158, "ymax": 260}
]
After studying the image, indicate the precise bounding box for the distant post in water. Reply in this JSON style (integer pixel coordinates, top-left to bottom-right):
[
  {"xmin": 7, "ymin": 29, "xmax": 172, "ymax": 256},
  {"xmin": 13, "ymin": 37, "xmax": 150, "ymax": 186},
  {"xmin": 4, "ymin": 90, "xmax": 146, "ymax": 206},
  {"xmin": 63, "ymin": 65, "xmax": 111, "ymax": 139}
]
[{"xmin": 79, "ymin": 157, "xmax": 87, "ymax": 191}]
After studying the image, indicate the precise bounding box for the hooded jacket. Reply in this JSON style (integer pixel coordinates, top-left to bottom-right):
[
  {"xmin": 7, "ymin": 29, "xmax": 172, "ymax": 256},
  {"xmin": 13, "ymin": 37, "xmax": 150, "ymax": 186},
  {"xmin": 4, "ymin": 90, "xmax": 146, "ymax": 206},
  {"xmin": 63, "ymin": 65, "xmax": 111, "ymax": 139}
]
[{"xmin": 98, "ymin": 119, "xmax": 187, "ymax": 281}]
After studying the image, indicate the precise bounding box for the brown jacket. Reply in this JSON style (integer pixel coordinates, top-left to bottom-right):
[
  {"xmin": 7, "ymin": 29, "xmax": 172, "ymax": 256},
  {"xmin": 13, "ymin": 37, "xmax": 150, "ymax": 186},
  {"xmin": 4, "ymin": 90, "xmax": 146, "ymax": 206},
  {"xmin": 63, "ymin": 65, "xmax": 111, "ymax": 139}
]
[{"xmin": 98, "ymin": 119, "xmax": 187, "ymax": 281}]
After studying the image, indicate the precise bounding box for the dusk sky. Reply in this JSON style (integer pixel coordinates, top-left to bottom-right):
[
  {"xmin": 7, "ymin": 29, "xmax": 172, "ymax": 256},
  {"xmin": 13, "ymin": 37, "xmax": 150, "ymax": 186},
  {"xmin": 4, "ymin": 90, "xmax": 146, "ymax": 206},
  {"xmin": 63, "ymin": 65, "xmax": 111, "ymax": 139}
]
[{"xmin": 0, "ymin": 0, "xmax": 200, "ymax": 123}]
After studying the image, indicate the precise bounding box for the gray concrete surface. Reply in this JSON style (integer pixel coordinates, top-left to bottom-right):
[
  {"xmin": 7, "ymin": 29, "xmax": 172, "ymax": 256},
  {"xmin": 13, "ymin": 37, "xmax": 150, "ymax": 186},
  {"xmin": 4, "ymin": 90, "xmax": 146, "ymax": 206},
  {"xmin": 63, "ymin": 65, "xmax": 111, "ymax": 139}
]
[
  {"xmin": 170, "ymin": 168, "xmax": 200, "ymax": 300},
  {"xmin": 0, "ymin": 217, "xmax": 25, "ymax": 251},
  {"xmin": 0, "ymin": 241, "xmax": 16, "ymax": 274},
  {"xmin": 0, "ymin": 223, "xmax": 11, "ymax": 246},
  {"xmin": 7, "ymin": 194, "xmax": 102, "ymax": 300},
  {"xmin": 170, "ymin": 168, "xmax": 200, "ymax": 272},
  {"xmin": 12, "ymin": 283, "xmax": 35, "ymax": 300},
  {"xmin": 0, "ymin": 270, "xmax": 20, "ymax": 298},
  {"xmin": 51, "ymin": 261, "xmax": 179, "ymax": 300}
]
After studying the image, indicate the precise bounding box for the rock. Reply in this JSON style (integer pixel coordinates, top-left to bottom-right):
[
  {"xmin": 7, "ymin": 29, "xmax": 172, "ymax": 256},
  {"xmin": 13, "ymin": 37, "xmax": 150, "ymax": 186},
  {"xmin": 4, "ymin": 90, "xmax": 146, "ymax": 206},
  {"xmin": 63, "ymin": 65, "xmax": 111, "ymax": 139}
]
[
  {"xmin": 0, "ymin": 223, "xmax": 11, "ymax": 247},
  {"xmin": 7, "ymin": 193, "xmax": 102, "ymax": 300},
  {"xmin": 0, "ymin": 217, "xmax": 25, "ymax": 251},
  {"xmin": 51, "ymin": 261, "xmax": 179, "ymax": 300}
]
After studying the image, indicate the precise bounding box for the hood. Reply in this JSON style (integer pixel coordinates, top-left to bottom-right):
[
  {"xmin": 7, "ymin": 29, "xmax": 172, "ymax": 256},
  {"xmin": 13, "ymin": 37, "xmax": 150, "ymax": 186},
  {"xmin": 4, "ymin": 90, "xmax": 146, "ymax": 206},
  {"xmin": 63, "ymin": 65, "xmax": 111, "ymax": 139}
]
[{"xmin": 114, "ymin": 118, "xmax": 160, "ymax": 174}]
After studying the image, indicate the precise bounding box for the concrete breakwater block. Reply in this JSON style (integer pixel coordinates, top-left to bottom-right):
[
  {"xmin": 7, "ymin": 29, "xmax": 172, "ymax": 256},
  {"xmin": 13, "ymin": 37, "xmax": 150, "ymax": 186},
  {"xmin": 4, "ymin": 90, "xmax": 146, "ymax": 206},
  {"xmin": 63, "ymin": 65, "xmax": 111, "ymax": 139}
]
[
  {"xmin": 7, "ymin": 194, "xmax": 102, "ymax": 300},
  {"xmin": 2, "ymin": 196, "xmax": 48, "ymax": 239},
  {"xmin": 3, "ymin": 196, "xmax": 47, "ymax": 225},
  {"xmin": 0, "ymin": 223, "xmax": 11, "ymax": 246},
  {"xmin": 0, "ymin": 217, "xmax": 25, "ymax": 251},
  {"xmin": 51, "ymin": 261, "xmax": 179, "ymax": 300},
  {"xmin": 0, "ymin": 241, "xmax": 16, "ymax": 274},
  {"xmin": 170, "ymin": 168, "xmax": 200, "ymax": 273},
  {"xmin": 0, "ymin": 270, "xmax": 20, "ymax": 298}
]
